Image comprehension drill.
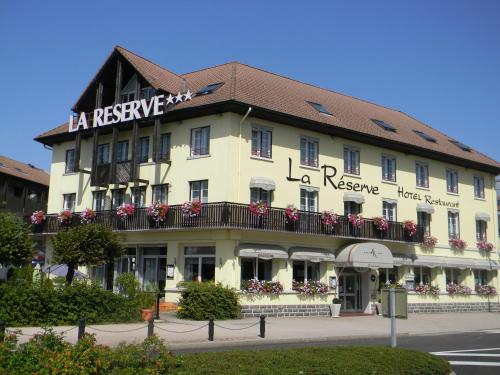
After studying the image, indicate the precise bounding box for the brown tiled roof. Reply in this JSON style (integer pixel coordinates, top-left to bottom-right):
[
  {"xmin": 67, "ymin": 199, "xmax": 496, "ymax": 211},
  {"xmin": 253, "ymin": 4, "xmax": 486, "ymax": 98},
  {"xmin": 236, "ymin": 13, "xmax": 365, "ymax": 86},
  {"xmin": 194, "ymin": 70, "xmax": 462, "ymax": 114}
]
[
  {"xmin": 36, "ymin": 47, "xmax": 500, "ymax": 172},
  {"xmin": 0, "ymin": 155, "xmax": 50, "ymax": 186}
]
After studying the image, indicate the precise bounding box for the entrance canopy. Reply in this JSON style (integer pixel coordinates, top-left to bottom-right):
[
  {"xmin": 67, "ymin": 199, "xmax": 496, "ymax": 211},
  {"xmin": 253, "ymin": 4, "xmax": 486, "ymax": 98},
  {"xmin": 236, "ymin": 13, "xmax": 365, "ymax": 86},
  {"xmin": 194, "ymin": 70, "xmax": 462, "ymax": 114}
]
[
  {"xmin": 336, "ymin": 242, "xmax": 393, "ymax": 269},
  {"xmin": 236, "ymin": 243, "xmax": 288, "ymax": 259},
  {"xmin": 289, "ymin": 247, "xmax": 335, "ymax": 262},
  {"xmin": 249, "ymin": 177, "xmax": 276, "ymax": 191}
]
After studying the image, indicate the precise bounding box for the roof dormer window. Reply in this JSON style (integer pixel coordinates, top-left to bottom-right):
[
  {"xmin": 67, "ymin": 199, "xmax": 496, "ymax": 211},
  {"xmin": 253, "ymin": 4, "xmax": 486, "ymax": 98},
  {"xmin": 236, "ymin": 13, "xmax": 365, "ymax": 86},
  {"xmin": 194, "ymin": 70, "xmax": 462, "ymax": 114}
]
[
  {"xmin": 140, "ymin": 87, "xmax": 155, "ymax": 100},
  {"xmin": 372, "ymin": 119, "xmax": 396, "ymax": 132},
  {"xmin": 449, "ymin": 139, "xmax": 471, "ymax": 152},
  {"xmin": 307, "ymin": 101, "xmax": 332, "ymax": 116},
  {"xmin": 414, "ymin": 130, "xmax": 437, "ymax": 143},
  {"xmin": 120, "ymin": 74, "xmax": 138, "ymax": 103}
]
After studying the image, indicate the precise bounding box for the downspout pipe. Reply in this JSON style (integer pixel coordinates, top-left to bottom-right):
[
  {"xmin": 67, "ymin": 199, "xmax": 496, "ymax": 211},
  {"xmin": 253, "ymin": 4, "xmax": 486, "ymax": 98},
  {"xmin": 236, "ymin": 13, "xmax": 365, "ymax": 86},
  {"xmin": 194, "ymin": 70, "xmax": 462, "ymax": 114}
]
[{"xmin": 237, "ymin": 107, "xmax": 252, "ymax": 201}]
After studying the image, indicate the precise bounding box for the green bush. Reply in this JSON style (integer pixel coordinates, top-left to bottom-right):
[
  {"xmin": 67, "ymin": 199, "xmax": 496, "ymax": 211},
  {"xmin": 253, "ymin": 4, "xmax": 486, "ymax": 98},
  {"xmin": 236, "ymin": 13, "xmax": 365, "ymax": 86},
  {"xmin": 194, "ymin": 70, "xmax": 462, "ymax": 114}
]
[
  {"xmin": 177, "ymin": 282, "xmax": 240, "ymax": 320},
  {"xmin": 0, "ymin": 268, "xmax": 143, "ymax": 326}
]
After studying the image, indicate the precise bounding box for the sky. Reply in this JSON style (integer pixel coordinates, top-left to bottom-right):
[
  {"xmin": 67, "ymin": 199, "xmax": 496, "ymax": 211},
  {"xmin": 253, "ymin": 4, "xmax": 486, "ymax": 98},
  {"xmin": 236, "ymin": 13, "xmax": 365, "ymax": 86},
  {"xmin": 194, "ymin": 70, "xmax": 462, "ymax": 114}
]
[{"xmin": 0, "ymin": 0, "xmax": 499, "ymax": 172}]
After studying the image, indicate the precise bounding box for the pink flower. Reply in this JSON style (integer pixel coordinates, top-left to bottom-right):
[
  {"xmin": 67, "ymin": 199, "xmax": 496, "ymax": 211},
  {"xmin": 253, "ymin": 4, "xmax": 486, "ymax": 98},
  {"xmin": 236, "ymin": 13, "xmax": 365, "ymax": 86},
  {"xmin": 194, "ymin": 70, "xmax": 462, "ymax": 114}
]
[
  {"xmin": 80, "ymin": 208, "xmax": 96, "ymax": 224},
  {"xmin": 182, "ymin": 200, "xmax": 202, "ymax": 218},
  {"xmin": 249, "ymin": 201, "xmax": 269, "ymax": 217},
  {"xmin": 31, "ymin": 210, "xmax": 46, "ymax": 225},
  {"xmin": 116, "ymin": 203, "xmax": 135, "ymax": 221},
  {"xmin": 321, "ymin": 211, "xmax": 338, "ymax": 226},
  {"xmin": 477, "ymin": 241, "xmax": 494, "ymax": 252},
  {"xmin": 449, "ymin": 238, "xmax": 467, "ymax": 250},
  {"xmin": 57, "ymin": 210, "xmax": 73, "ymax": 225},
  {"xmin": 403, "ymin": 220, "xmax": 417, "ymax": 236},
  {"xmin": 372, "ymin": 216, "xmax": 389, "ymax": 231},
  {"xmin": 348, "ymin": 214, "xmax": 364, "ymax": 228},
  {"xmin": 147, "ymin": 202, "xmax": 170, "ymax": 223},
  {"xmin": 284, "ymin": 205, "xmax": 300, "ymax": 222}
]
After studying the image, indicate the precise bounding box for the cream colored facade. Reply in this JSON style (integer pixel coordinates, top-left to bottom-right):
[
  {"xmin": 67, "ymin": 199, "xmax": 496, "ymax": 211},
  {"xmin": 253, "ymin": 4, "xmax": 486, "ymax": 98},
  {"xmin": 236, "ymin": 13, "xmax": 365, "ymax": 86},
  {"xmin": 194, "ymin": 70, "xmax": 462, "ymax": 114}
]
[{"xmin": 44, "ymin": 112, "xmax": 500, "ymax": 313}]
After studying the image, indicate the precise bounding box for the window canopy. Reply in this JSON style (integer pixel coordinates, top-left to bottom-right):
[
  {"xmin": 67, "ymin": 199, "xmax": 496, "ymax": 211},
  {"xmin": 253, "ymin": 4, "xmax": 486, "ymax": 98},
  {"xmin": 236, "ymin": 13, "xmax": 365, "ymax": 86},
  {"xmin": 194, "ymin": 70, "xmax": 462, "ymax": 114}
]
[
  {"xmin": 236, "ymin": 243, "xmax": 288, "ymax": 259},
  {"xmin": 289, "ymin": 247, "xmax": 335, "ymax": 263},
  {"xmin": 249, "ymin": 177, "xmax": 276, "ymax": 191},
  {"xmin": 475, "ymin": 212, "xmax": 491, "ymax": 222},
  {"xmin": 335, "ymin": 242, "xmax": 393, "ymax": 269},
  {"xmin": 416, "ymin": 202, "xmax": 435, "ymax": 214},
  {"xmin": 343, "ymin": 192, "xmax": 365, "ymax": 204}
]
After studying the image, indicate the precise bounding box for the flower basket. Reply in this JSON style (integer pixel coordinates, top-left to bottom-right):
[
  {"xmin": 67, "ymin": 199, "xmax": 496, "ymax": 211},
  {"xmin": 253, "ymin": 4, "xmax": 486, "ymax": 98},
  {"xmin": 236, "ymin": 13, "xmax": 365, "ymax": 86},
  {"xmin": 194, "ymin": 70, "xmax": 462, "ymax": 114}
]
[
  {"xmin": 475, "ymin": 284, "xmax": 497, "ymax": 296},
  {"xmin": 446, "ymin": 283, "xmax": 472, "ymax": 295},
  {"xmin": 477, "ymin": 241, "xmax": 494, "ymax": 252},
  {"xmin": 449, "ymin": 238, "xmax": 467, "ymax": 250},
  {"xmin": 415, "ymin": 284, "xmax": 440, "ymax": 296},
  {"xmin": 292, "ymin": 280, "xmax": 330, "ymax": 296},
  {"xmin": 182, "ymin": 200, "xmax": 202, "ymax": 218},
  {"xmin": 147, "ymin": 201, "xmax": 170, "ymax": 225},
  {"xmin": 31, "ymin": 210, "xmax": 46, "ymax": 225},
  {"xmin": 321, "ymin": 211, "xmax": 338, "ymax": 234},
  {"xmin": 116, "ymin": 203, "xmax": 135, "ymax": 222},
  {"xmin": 249, "ymin": 201, "xmax": 269, "ymax": 217},
  {"xmin": 241, "ymin": 279, "xmax": 283, "ymax": 295},
  {"xmin": 284, "ymin": 205, "xmax": 300, "ymax": 223},
  {"xmin": 421, "ymin": 235, "xmax": 438, "ymax": 250},
  {"xmin": 80, "ymin": 208, "xmax": 96, "ymax": 225},
  {"xmin": 57, "ymin": 210, "xmax": 73, "ymax": 226},
  {"xmin": 403, "ymin": 220, "xmax": 417, "ymax": 237}
]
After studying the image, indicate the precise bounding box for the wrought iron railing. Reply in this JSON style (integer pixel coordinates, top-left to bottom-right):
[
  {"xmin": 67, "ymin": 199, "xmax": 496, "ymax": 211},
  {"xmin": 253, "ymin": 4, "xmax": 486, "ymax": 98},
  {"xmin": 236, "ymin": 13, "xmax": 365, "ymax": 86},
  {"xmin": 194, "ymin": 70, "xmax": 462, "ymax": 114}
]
[{"xmin": 27, "ymin": 202, "xmax": 424, "ymax": 243}]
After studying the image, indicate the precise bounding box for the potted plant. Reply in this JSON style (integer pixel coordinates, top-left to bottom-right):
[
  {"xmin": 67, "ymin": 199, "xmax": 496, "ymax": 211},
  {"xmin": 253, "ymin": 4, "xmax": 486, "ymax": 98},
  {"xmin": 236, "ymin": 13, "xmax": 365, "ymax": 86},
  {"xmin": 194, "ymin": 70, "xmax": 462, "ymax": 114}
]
[
  {"xmin": 80, "ymin": 208, "xmax": 96, "ymax": 225},
  {"xmin": 372, "ymin": 216, "xmax": 388, "ymax": 238},
  {"xmin": 284, "ymin": 205, "xmax": 300, "ymax": 231},
  {"xmin": 331, "ymin": 297, "xmax": 341, "ymax": 318},
  {"xmin": 57, "ymin": 210, "xmax": 73, "ymax": 226},
  {"xmin": 402, "ymin": 220, "xmax": 417, "ymax": 241},
  {"xmin": 139, "ymin": 290, "xmax": 156, "ymax": 321},
  {"xmin": 147, "ymin": 201, "xmax": 170, "ymax": 226},
  {"xmin": 249, "ymin": 200, "xmax": 269, "ymax": 228},
  {"xmin": 321, "ymin": 210, "xmax": 338, "ymax": 234}
]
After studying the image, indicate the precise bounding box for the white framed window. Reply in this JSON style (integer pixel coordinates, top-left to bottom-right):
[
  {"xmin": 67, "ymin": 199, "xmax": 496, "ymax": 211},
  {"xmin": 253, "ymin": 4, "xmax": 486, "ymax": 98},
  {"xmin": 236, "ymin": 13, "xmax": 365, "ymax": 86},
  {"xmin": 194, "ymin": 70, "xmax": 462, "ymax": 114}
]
[
  {"xmin": 117, "ymin": 247, "xmax": 137, "ymax": 276},
  {"xmin": 344, "ymin": 201, "xmax": 361, "ymax": 216},
  {"xmin": 251, "ymin": 126, "xmax": 272, "ymax": 158},
  {"xmin": 448, "ymin": 211, "xmax": 460, "ymax": 239},
  {"xmin": 184, "ymin": 247, "xmax": 215, "ymax": 282},
  {"xmin": 190, "ymin": 180, "xmax": 208, "ymax": 203},
  {"xmin": 381, "ymin": 155, "xmax": 396, "ymax": 182},
  {"xmin": 141, "ymin": 247, "xmax": 167, "ymax": 290},
  {"xmin": 138, "ymin": 137, "xmax": 149, "ymax": 163},
  {"xmin": 445, "ymin": 268, "xmax": 463, "ymax": 285},
  {"xmin": 116, "ymin": 140, "xmax": 129, "ymax": 163},
  {"xmin": 417, "ymin": 211, "xmax": 431, "ymax": 235},
  {"xmin": 92, "ymin": 190, "xmax": 106, "ymax": 212},
  {"xmin": 112, "ymin": 189, "xmax": 126, "ymax": 209},
  {"xmin": 474, "ymin": 269, "xmax": 490, "ymax": 285},
  {"xmin": 190, "ymin": 126, "xmax": 210, "ymax": 156},
  {"xmin": 476, "ymin": 220, "xmax": 487, "ymax": 242},
  {"xmin": 300, "ymin": 189, "xmax": 318, "ymax": 212},
  {"xmin": 160, "ymin": 133, "xmax": 171, "ymax": 161},
  {"xmin": 382, "ymin": 201, "xmax": 397, "ymax": 222},
  {"xmin": 473, "ymin": 176, "xmax": 485, "ymax": 198},
  {"xmin": 300, "ymin": 136, "xmax": 319, "ymax": 167},
  {"xmin": 97, "ymin": 144, "xmax": 110, "ymax": 165},
  {"xmin": 152, "ymin": 184, "xmax": 168, "ymax": 203},
  {"xmin": 240, "ymin": 258, "xmax": 272, "ymax": 282},
  {"xmin": 65, "ymin": 149, "xmax": 76, "ymax": 173},
  {"xmin": 292, "ymin": 260, "xmax": 320, "ymax": 282},
  {"xmin": 379, "ymin": 268, "xmax": 398, "ymax": 285},
  {"xmin": 62, "ymin": 193, "xmax": 76, "ymax": 212},
  {"xmin": 344, "ymin": 146, "xmax": 360, "ymax": 175},
  {"xmin": 131, "ymin": 187, "xmax": 146, "ymax": 208},
  {"xmin": 140, "ymin": 87, "xmax": 155, "ymax": 100},
  {"xmin": 416, "ymin": 162, "xmax": 429, "ymax": 188},
  {"xmin": 414, "ymin": 267, "xmax": 431, "ymax": 286},
  {"xmin": 446, "ymin": 169, "xmax": 458, "ymax": 194},
  {"xmin": 250, "ymin": 188, "xmax": 271, "ymax": 205}
]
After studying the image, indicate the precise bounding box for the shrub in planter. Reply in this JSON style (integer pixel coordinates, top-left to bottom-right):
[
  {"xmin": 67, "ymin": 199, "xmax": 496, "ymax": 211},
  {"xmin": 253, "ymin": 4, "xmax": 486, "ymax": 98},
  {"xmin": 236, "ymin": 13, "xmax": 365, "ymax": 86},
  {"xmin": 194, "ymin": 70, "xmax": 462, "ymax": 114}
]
[{"xmin": 177, "ymin": 282, "xmax": 241, "ymax": 320}]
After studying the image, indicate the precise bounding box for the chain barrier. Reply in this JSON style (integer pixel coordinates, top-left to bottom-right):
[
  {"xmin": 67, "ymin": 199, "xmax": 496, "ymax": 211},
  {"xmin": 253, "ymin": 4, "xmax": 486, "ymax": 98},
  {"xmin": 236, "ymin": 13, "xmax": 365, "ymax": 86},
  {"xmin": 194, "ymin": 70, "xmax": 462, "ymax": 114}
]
[
  {"xmin": 86, "ymin": 325, "xmax": 147, "ymax": 334},
  {"xmin": 154, "ymin": 323, "xmax": 209, "ymax": 334},
  {"xmin": 214, "ymin": 321, "xmax": 261, "ymax": 331}
]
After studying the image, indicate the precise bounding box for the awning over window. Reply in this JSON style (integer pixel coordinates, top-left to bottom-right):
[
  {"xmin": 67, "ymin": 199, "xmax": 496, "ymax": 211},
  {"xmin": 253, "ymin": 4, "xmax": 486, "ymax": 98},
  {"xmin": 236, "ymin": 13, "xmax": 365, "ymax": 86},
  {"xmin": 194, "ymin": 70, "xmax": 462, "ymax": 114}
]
[
  {"xmin": 475, "ymin": 212, "xmax": 491, "ymax": 222},
  {"xmin": 343, "ymin": 192, "xmax": 365, "ymax": 204},
  {"xmin": 445, "ymin": 258, "xmax": 474, "ymax": 270},
  {"xmin": 289, "ymin": 247, "xmax": 335, "ymax": 263},
  {"xmin": 236, "ymin": 243, "xmax": 288, "ymax": 259},
  {"xmin": 335, "ymin": 242, "xmax": 393, "ymax": 269},
  {"xmin": 416, "ymin": 202, "xmax": 435, "ymax": 214},
  {"xmin": 410, "ymin": 255, "xmax": 446, "ymax": 268},
  {"xmin": 448, "ymin": 208, "xmax": 459, "ymax": 214},
  {"xmin": 474, "ymin": 259, "xmax": 500, "ymax": 270},
  {"xmin": 300, "ymin": 185, "xmax": 320, "ymax": 192},
  {"xmin": 413, "ymin": 256, "xmax": 486, "ymax": 270},
  {"xmin": 249, "ymin": 177, "xmax": 275, "ymax": 191},
  {"xmin": 393, "ymin": 254, "xmax": 415, "ymax": 266},
  {"xmin": 382, "ymin": 198, "xmax": 398, "ymax": 204}
]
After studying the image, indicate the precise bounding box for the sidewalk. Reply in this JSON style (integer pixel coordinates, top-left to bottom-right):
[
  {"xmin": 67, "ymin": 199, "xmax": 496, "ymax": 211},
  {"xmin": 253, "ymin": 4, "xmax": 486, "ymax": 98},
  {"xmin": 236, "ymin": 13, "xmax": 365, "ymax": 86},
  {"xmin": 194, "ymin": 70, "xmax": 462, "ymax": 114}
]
[{"xmin": 8, "ymin": 312, "xmax": 500, "ymax": 349}]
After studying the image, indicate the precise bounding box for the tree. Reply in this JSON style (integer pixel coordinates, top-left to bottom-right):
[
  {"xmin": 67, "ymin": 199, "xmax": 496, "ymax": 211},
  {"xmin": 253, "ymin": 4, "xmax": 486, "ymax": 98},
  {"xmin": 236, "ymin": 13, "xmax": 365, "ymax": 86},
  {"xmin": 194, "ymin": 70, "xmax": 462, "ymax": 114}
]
[
  {"xmin": 51, "ymin": 223, "xmax": 124, "ymax": 284},
  {"xmin": 0, "ymin": 212, "xmax": 33, "ymax": 266}
]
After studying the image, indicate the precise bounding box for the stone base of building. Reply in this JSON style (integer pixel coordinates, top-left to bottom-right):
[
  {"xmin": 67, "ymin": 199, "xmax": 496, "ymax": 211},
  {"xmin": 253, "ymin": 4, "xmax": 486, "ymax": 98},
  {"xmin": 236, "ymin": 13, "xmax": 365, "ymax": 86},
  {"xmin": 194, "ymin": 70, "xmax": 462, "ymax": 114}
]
[
  {"xmin": 408, "ymin": 302, "xmax": 500, "ymax": 313},
  {"xmin": 241, "ymin": 304, "xmax": 332, "ymax": 317}
]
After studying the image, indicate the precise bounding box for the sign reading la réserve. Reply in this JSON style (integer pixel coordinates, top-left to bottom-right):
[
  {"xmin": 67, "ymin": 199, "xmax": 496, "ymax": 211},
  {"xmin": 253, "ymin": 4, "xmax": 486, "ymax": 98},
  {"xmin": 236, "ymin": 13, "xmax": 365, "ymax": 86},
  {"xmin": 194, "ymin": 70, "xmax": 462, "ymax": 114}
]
[{"xmin": 68, "ymin": 91, "xmax": 192, "ymax": 133}]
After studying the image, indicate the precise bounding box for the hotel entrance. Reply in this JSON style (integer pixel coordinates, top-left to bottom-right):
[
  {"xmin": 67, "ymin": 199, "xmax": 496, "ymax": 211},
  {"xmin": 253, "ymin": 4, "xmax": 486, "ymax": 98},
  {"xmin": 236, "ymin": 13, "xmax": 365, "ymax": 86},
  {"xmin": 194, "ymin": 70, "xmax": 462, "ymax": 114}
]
[{"xmin": 338, "ymin": 271, "xmax": 362, "ymax": 311}]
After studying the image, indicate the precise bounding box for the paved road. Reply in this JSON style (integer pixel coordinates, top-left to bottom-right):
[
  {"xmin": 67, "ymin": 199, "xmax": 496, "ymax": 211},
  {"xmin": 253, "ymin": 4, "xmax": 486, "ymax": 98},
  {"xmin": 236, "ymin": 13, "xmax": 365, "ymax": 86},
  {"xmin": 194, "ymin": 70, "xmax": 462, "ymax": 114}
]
[{"xmin": 172, "ymin": 330, "xmax": 500, "ymax": 375}]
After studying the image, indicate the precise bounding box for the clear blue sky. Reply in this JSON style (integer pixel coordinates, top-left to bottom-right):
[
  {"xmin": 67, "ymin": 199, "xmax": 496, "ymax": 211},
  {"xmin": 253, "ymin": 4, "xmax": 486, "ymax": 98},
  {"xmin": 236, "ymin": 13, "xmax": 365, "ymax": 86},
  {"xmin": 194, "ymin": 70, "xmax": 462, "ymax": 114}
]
[{"xmin": 1, "ymin": 0, "xmax": 499, "ymax": 171}]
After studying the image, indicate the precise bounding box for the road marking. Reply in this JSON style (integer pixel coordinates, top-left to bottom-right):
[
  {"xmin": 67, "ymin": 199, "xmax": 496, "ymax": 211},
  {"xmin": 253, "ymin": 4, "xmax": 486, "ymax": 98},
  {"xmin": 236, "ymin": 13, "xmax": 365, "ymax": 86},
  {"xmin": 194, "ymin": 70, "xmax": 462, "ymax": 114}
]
[
  {"xmin": 448, "ymin": 361, "xmax": 500, "ymax": 367},
  {"xmin": 434, "ymin": 353, "xmax": 500, "ymax": 357},
  {"xmin": 482, "ymin": 329, "xmax": 500, "ymax": 334},
  {"xmin": 431, "ymin": 348, "xmax": 500, "ymax": 354}
]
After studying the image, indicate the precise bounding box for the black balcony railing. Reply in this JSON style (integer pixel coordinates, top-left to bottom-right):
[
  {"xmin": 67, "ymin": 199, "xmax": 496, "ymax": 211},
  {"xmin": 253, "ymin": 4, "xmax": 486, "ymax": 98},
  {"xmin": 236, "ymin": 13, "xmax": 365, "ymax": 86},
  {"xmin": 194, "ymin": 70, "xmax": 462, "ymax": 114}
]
[{"xmin": 27, "ymin": 202, "xmax": 424, "ymax": 243}]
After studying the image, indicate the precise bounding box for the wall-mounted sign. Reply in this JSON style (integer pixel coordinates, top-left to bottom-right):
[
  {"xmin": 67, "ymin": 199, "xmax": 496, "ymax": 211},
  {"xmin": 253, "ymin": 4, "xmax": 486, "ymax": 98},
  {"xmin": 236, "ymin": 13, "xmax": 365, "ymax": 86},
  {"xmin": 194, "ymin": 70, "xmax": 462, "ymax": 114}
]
[
  {"xmin": 68, "ymin": 91, "xmax": 192, "ymax": 133},
  {"xmin": 166, "ymin": 264, "xmax": 175, "ymax": 280},
  {"xmin": 397, "ymin": 187, "xmax": 459, "ymax": 208}
]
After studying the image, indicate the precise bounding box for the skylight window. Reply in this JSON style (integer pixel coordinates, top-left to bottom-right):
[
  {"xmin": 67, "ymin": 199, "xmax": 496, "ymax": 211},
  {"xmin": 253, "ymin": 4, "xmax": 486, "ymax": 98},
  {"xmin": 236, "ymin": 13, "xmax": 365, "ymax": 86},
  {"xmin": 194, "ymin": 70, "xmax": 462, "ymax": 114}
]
[
  {"xmin": 371, "ymin": 119, "xmax": 396, "ymax": 132},
  {"xmin": 414, "ymin": 130, "xmax": 437, "ymax": 143},
  {"xmin": 449, "ymin": 139, "xmax": 471, "ymax": 152},
  {"xmin": 14, "ymin": 167, "xmax": 27, "ymax": 174},
  {"xmin": 307, "ymin": 101, "xmax": 332, "ymax": 116},
  {"xmin": 0, "ymin": 162, "xmax": 6, "ymax": 168},
  {"xmin": 196, "ymin": 82, "xmax": 224, "ymax": 96}
]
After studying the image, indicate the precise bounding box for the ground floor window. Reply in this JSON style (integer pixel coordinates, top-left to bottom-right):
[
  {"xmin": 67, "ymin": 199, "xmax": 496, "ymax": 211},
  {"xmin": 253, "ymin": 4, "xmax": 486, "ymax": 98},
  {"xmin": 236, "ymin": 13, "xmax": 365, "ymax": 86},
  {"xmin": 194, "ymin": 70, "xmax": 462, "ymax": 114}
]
[
  {"xmin": 445, "ymin": 268, "xmax": 463, "ymax": 285},
  {"xmin": 414, "ymin": 267, "xmax": 431, "ymax": 286},
  {"xmin": 141, "ymin": 247, "xmax": 167, "ymax": 290},
  {"xmin": 379, "ymin": 267, "xmax": 398, "ymax": 288},
  {"xmin": 184, "ymin": 246, "xmax": 215, "ymax": 282},
  {"xmin": 474, "ymin": 269, "xmax": 490, "ymax": 285},
  {"xmin": 117, "ymin": 247, "xmax": 137, "ymax": 275},
  {"xmin": 292, "ymin": 260, "xmax": 320, "ymax": 282},
  {"xmin": 240, "ymin": 258, "xmax": 272, "ymax": 281}
]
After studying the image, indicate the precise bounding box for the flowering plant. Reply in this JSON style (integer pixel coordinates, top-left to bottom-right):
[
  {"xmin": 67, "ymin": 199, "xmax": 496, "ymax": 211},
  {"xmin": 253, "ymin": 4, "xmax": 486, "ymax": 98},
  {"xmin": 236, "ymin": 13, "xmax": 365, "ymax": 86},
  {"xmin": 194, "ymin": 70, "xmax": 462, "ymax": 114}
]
[
  {"xmin": 292, "ymin": 280, "xmax": 329, "ymax": 295},
  {"xmin": 403, "ymin": 220, "xmax": 417, "ymax": 236},
  {"xmin": 477, "ymin": 241, "xmax": 494, "ymax": 252},
  {"xmin": 348, "ymin": 214, "xmax": 364, "ymax": 228},
  {"xmin": 475, "ymin": 284, "xmax": 497, "ymax": 296},
  {"xmin": 57, "ymin": 210, "xmax": 73, "ymax": 225},
  {"xmin": 415, "ymin": 284, "xmax": 440, "ymax": 295},
  {"xmin": 385, "ymin": 281, "xmax": 405, "ymax": 289},
  {"xmin": 147, "ymin": 201, "xmax": 170, "ymax": 223},
  {"xmin": 372, "ymin": 216, "xmax": 389, "ymax": 231},
  {"xmin": 421, "ymin": 235, "xmax": 438, "ymax": 250},
  {"xmin": 116, "ymin": 203, "xmax": 135, "ymax": 221},
  {"xmin": 284, "ymin": 205, "xmax": 300, "ymax": 223},
  {"xmin": 449, "ymin": 238, "xmax": 467, "ymax": 250},
  {"xmin": 31, "ymin": 210, "xmax": 46, "ymax": 225},
  {"xmin": 181, "ymin": 200, "xmax": 202, "ymax": 218},
  {"xmin": 446, "ymin": 283, "xmax": 472, "ymax": 295},
  {"xmin": 249, "ymin": 200, "xmax": 269, "ymax": 217},
  {"xmin": 241, "ymin": 279, "xmax": 283, "ymax": 295},
  {"xmin": 80, "ymin": 208, "xmax": 96, "ymax": 224},
  {"xmin": 321, "ymin": 210, "xmax": 339, "ymax": 227}
]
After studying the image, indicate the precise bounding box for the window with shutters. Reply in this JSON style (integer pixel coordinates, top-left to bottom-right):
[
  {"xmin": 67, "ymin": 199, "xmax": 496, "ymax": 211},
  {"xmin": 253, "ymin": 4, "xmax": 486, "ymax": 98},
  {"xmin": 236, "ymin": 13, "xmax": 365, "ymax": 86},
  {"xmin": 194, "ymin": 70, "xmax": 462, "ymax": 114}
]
[
  {"xmin": 251, "ymin": 126, "xmax": 272, "ymax": 159},
  {"xmin": 415, "ymin": 162, "xmax": 429, "ymax": 188},
  {"xmin": 190, "ymin": 126, "xmax": 210, "ymax": 156},
  {"xmin": 344, "ymin": 146, "xmax": 360, "ymax": 175},
  {"xmin": 300, "ymin": 136, "xmax": 319, "ymax": 167},
  {"xmin": 381, "ymin": 155, "xmax": 396, "ymax": 182},
  {"xmin": 446, "ymin": 169, "xmax": 458, "ymax": 194}
]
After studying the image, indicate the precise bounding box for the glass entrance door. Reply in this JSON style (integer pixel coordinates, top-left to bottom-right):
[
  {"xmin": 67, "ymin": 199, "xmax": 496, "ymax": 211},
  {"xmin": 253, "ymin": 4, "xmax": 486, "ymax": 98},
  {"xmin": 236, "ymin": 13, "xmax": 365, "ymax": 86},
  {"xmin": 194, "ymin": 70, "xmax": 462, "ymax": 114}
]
[{"xmin": 339, "ymin": 272, "xmax": 361, "ymax": 311}]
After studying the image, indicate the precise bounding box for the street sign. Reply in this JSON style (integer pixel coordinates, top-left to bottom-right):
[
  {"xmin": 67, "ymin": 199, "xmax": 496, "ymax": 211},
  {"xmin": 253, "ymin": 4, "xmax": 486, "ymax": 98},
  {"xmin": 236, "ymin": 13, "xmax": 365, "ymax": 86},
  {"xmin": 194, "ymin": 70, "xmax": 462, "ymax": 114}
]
[{"xmin": 381, "ymin": 287, "xmax": 408, "ymax": 319}]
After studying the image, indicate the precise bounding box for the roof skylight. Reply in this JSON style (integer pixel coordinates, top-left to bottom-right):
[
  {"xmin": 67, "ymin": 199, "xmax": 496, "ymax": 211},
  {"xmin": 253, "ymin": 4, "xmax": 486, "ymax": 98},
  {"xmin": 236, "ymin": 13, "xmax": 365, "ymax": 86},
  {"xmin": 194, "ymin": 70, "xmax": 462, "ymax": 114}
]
[
  {"xmin": 196, "ymin": 82, "xmax": 224, "ymax": 96},
  {"xmin": 449, "ymin": 139, "xmax": 471, "ymax": 152},
  {"xmin": 371, "ymin": 119, "xmax": 396, "ymax": 132},
  {"xmin": 414, "ymin": 130, "xmax": 437, "ymax": 143},
  {"xmin": 307, "ymin": 101, "xmax": 332, "ymax": 116}
]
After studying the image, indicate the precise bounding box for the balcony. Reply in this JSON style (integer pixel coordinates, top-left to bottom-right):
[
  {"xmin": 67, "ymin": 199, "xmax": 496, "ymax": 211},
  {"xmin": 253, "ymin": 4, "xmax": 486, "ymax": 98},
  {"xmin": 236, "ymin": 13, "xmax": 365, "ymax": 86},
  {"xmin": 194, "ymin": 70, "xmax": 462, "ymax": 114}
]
[{"xmin": 27, "ymin": 202, "xmax": 424, "ymax": 243}]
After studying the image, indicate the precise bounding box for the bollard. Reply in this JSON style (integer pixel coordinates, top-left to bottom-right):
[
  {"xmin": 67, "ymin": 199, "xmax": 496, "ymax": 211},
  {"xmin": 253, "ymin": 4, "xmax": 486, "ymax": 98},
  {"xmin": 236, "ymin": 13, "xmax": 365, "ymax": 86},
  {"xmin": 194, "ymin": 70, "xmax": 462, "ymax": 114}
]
[
  {"xmin": 148, "ymin": 319, "xmax": 154, "ymax": 337},
  {"xmin": 208, "ymin": 318, "xmax": 214, "ymax": 341},
  {"xmin": 154, "ymin": 292, "xmax": 161, "ymax": 320},
  {"xmin": 78, "ymin": 318, "xmax": 85, "ymax": 341},
  {"xmin": 259, "ymin": 315, "xmax": 266, "ymax": 338},
  {"xmin": 0, "ymin": 320, "xmax": 5, "ymax": 343}
]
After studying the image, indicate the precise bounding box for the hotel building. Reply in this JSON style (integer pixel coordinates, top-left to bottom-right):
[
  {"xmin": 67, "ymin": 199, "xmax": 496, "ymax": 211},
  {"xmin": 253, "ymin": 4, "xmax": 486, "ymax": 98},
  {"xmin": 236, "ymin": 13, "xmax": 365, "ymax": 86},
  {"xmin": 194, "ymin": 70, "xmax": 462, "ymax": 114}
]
[{"xmin": 32, "ymin": 46, "xmax": 500, "ymax": 316}]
